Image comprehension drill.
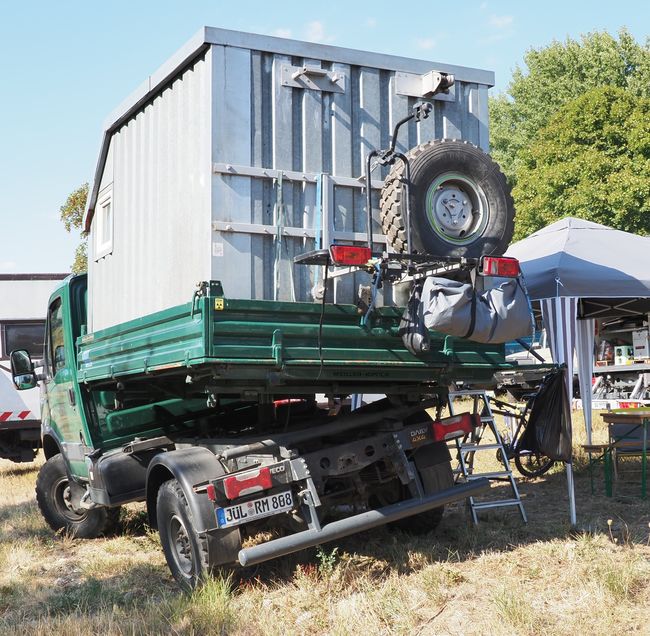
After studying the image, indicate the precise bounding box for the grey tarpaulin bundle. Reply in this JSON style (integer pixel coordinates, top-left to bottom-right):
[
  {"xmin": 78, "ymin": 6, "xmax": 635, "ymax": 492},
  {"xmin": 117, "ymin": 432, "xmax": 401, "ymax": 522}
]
[
  {"xmin": 519, "ymin": 367, "xmax": 572, "ymax": 463},
  {"xmin": 399, "ymin": 276, "xmax": 533, "ymax": 354}
]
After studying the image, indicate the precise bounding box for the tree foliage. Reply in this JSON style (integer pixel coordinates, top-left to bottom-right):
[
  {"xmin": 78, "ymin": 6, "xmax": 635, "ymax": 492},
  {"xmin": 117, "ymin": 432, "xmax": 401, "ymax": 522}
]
[
  {"xmin": 512, "ymin": 86, "xmax": 650, "ymax": 240},
  {"xmin": 490, "ymin": 29, "xmax": 650, "ymax": 183},
  {"xmin": 59, "ymin": 183, "xmax": 88, "ymax": 273}
]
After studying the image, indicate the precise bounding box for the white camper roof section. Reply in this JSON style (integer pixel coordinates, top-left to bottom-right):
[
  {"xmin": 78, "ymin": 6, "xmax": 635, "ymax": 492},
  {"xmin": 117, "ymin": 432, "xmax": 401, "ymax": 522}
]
[{"xmin": 84, "ymin": 26, "xmax": 495, "ymax": 231}]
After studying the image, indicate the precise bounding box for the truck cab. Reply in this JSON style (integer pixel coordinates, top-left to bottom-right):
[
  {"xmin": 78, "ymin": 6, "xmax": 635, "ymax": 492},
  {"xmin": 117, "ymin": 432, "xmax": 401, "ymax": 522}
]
[{"xmin": 38, "ymin": 274, "xmax": 93, "ymax": 475}]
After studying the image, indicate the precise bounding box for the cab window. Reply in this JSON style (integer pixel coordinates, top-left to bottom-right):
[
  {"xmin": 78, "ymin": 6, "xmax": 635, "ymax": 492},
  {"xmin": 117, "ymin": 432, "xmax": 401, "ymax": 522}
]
[{"xmin": 47, "ymin": 298, "xmax": 65, "ymax": 376}]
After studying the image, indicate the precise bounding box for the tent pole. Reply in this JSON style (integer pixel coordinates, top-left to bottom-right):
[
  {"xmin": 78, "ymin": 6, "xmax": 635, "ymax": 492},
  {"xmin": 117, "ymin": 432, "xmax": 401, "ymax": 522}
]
[{"xmin": 566, "ymin": 462, "xmax": 577, "ymax": 527}]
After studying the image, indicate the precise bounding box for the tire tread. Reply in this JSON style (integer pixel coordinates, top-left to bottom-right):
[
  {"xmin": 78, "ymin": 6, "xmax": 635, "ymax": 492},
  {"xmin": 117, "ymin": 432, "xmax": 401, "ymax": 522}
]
[{"xmin": 379, "ymin": 139, "xmax": 515, "ymax": 256}]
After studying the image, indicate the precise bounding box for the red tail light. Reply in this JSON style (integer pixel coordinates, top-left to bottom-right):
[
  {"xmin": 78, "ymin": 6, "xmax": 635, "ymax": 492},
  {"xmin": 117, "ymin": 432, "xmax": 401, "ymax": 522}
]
[
  {"xmin": 223, "ymin": 467, "xmax": 273, "ymax": 500},
  {"xmin": 480, "ymin": 256, "xmax": 520, "ymax": 277},
  {"xmin": 330, "ymin": 245, "xmax": 372, "ymax": 266},
  {"xmin": 431, "ymin": 412, "xmax": 476, "ymax": 442},
  {"xmin": 273, "ymin": 399, "xmax": 305, "ymax": 407}
]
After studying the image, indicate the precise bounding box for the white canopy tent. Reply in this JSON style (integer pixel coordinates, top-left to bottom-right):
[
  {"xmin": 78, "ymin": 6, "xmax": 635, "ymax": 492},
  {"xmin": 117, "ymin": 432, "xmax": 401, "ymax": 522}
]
[
  {"xmin": 507, "ymin": 217, "xmax": 650, "ymax": 444},
  {"xmin": 506, "ymin": 218, "xmax": 650, "ymax": 525}
]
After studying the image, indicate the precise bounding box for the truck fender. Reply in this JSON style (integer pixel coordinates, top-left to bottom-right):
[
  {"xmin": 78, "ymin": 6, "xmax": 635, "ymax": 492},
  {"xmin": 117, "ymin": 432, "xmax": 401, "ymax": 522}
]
[
  {"xmin": 41, "ymin": 431, "xmax": 63, "ymax": 460},
  {"xmin": 146, "ymin": 447, "xmax": 225, "ymax": 534}
]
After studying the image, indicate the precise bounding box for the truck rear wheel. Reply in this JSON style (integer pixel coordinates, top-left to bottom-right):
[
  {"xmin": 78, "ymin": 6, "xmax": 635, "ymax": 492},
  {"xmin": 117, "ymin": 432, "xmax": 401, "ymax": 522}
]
[
  {"xmin": 380, "ymin": 139, "xmax": 514, "ymax": 257},
  {"xmin": 157, "ymin": 479, "xmax": 230, "ymax": 591},
  {"xmin": 35, "ymin": 454, "xmax": 120, "ymax": 539}
]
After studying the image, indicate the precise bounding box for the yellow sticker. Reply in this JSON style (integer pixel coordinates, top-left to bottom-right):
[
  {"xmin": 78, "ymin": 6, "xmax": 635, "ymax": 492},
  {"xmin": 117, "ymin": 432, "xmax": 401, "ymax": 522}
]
[{"xmin": 214, "ymin": 298, "xmax": 225, "ymax": 311}]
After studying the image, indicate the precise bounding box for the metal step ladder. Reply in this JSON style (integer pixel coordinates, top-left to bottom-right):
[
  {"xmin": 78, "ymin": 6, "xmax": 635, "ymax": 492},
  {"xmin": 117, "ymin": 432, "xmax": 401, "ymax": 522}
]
[{"xmin": 448, "ymin": 389, "xmax": 527, "ymax": 525}]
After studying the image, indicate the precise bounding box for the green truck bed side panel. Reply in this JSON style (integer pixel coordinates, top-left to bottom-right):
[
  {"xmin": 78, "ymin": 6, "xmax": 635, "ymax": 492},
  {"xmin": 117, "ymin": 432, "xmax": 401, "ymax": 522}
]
[
  {"xmin": 77, "ymin": 295, "xmax": 510, "ymax": 385},
  {"xmin": 77, "ymin": 303, "xmax": 205, "ymax": 382}
]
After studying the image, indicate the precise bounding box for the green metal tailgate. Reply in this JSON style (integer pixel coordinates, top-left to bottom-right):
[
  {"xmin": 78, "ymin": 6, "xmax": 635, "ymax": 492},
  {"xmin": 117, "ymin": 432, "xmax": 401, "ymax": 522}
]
[{"xmin": 77, "ymin": 290, "xmax": 511, "ymax": 387}]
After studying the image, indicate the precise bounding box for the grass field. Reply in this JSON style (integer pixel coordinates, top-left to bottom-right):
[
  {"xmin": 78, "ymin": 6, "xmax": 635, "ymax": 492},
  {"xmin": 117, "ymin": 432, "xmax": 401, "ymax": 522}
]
[{"xmin": 1, "ymin": 410, "xmax": 649, "ymax": 635}]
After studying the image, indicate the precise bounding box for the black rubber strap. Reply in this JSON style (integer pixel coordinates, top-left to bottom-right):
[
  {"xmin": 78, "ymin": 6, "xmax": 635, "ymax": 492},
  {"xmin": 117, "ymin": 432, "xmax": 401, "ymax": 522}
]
[{"xmin": 463, "ymin": 290, "xmax": 478, "ymax": 340}]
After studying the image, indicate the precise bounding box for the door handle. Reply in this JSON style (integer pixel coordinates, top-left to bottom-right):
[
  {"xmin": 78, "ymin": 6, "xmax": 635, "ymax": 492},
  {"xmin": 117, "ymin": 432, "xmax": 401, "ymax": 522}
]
[{"xmin": 68, "ymin": 388, "xmax": 76, "ymax": 407}]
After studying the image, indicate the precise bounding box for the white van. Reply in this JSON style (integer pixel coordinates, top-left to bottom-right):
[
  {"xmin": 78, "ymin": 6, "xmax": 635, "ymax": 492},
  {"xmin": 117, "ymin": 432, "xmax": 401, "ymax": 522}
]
[{"xmin": 0, "ymin": 273, "xmax": 67, "ymax": 461}]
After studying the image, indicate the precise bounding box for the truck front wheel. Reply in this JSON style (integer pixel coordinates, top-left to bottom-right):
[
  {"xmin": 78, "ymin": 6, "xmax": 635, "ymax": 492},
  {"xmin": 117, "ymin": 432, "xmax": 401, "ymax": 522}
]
[
  {"xmin": 35, "ymin": 454, "xmax": 120, "ymax": 539},
  {"xmin": 157, "ymin": 479, "xmax": 215, "ymax": 591}
]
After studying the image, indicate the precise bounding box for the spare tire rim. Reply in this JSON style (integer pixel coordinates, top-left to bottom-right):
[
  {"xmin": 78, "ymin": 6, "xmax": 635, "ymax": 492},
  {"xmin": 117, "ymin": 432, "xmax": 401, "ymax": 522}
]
[{"xmin": 424, "ymin": 172, "xmax": 489, "ymax": 245}]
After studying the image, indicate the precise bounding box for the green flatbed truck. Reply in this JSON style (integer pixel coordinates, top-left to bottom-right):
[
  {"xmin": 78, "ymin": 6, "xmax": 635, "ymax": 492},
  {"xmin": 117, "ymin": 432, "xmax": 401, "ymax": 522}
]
[
  {"xmin": 9, "ymin": 31, "xmax": 531, "ymax": 589},
  {"xmin": 10, "ymin": 265, "xmax": 520, "ymax": 589}
]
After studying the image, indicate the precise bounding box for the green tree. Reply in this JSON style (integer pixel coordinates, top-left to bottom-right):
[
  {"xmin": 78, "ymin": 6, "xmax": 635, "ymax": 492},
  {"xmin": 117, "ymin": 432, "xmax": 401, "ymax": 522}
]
[
  {"xmin": 512, "ymin": 86, "xmax": 650, "ymax": 240},
  {"xmin": 59, "ymin": 183, "xmax": 89, "ymax": 273},
  {"xmin": 490, "ymin": 29, "xmax": 650, "ymax": 182}
]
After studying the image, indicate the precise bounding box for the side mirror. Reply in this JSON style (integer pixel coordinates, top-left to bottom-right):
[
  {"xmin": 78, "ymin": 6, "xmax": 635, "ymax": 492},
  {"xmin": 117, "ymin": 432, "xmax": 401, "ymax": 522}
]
[{"xmin": 10, "ymin": 349, "xmax": 37, "ymax": 390}]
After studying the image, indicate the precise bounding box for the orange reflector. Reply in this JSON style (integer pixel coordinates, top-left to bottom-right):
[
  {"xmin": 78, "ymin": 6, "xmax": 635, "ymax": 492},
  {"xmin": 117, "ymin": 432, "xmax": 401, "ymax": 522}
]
[
  {"xmin": 480, "ymin": 256, "xmax": 520, "ymax": 277},
  {"xmin": 431, "ymin": 412, "xmax": 476, "ymax": 442},
  {"xmin": 330, "ymin": 245, "xmax": 372, "ymax": 266},
  {"xmin": 223, "ymin": 467, "xmax": 273, "ymax": 500}
]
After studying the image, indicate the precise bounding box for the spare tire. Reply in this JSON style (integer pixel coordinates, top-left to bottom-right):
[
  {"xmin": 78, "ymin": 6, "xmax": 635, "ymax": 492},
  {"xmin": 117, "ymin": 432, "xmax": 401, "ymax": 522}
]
[{"xmin": 380, "ymin": 139, "xmax": 514, "ymax": 257}]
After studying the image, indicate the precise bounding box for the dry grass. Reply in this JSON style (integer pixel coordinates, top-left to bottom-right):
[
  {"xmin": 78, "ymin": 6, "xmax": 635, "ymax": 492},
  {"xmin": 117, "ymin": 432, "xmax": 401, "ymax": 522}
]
[{"xmin": 1, "ymin": 410, "xmax": 649, "ymax": 635}]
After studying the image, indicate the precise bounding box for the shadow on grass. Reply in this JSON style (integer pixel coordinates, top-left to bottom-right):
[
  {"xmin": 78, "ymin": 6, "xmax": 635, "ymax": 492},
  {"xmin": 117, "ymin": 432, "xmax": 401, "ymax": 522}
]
[
  {"xmin": 2, "ymin": 457, "xmax": 649, "ymax": 599},
  {"xmin": 0, "ymin": 500, "xmax": 54, "ymax": 543},
  {"xmin": 238, "ymin": 460, "xmax": 650, "ymax": 586},
  {"xmin": 0, "ymin": 562, "xmax": 176, "ymax": 628},
  {"xmin": 0, "ymin": 500, "xmax": 150, "ymax": 544},
  {"xmin": 0, "ymin": 463, "xmax": 39, "ymax": 479}
]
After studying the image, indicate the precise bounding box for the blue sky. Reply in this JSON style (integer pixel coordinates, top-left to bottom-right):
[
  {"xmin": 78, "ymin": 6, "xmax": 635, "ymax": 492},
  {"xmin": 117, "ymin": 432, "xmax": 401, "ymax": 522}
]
[{"xmin": 1, "ymin": 0, "xmax": 648, "ymax": 273}]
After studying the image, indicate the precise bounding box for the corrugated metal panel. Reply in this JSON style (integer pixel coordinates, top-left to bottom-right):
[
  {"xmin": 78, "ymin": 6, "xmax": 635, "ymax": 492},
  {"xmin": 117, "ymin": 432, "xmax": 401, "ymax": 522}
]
[
  {"xmin": 209, "ymin": 45, "xmax": 491, "ymax": 304},
  {"xmin": 88, "ymin": 52, "xmax": 212, "ymax": 331},
  {"xmin": 88, "ymin": 30, "xmax": 494, "ymax": 328}
]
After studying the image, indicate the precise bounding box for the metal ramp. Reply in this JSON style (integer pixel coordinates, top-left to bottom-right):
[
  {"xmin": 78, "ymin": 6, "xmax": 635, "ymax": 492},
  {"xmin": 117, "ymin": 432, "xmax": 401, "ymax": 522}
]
[{"xmin": 448, "ymin": 389, "xmax": 527, "ymax": 525}]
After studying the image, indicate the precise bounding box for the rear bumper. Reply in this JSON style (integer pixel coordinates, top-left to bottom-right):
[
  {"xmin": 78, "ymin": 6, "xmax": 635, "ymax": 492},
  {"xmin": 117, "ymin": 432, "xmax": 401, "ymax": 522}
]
[{"xmin": 237, "ymin": 478, "xmax": 490, "ymax": 567}]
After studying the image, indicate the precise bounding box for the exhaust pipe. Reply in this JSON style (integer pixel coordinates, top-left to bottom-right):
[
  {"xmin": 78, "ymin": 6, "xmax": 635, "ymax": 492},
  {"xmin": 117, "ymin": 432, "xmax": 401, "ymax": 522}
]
[{"xmin": 238, "ymin": 478, "xmax": 490, "ymax": 567}]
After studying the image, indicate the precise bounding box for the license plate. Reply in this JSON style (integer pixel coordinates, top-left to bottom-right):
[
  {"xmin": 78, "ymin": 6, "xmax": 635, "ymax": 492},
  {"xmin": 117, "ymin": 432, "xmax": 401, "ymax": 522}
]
[{"xmin": 215, "ymin": 490, "xmax": 294, "ymax": 529}]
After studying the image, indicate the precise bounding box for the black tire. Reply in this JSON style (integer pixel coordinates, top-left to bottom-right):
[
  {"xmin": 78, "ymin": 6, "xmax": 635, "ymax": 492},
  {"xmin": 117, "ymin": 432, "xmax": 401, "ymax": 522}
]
[
  {"xmin": 380, "ymin": 139, "xmax": 515, "ymax": 257},
  {"xmin": 35, "ymin": 454, "xmax": 121, "ymax": 539},
  {"xmin": 157, "ymin": 479, "xmax": 224, "ymax": 592},
  {"xmin": 392, "ymin": 461, "xmax": 453, "ymax": 534},
  {"xmin": 514, "ymin": 450, "xmax": 554, "ymax": 478}
]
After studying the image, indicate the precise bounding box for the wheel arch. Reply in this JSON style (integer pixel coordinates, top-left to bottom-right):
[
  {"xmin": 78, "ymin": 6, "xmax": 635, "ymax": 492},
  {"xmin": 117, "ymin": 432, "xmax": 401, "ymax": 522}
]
[
  {"xmin": 145, "ymin": 447, "xmax": 225, "ymax": 533},
  {"xmin": 42, "ymin": 433, "xmax": 62, "ymax": 460}
]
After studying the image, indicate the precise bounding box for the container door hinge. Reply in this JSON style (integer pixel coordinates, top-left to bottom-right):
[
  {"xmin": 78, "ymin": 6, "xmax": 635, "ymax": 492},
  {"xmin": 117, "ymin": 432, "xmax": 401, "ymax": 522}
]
[{"xmin": 281, "ymin": 64, "xmax": 346, "ymax": 93}]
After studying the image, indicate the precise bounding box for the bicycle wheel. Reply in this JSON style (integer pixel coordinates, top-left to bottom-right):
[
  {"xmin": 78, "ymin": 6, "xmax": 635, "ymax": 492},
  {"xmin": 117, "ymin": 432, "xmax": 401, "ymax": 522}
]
[{"xmin": 514, "ymin": 450, "xmax": 554, "ymax": 478}]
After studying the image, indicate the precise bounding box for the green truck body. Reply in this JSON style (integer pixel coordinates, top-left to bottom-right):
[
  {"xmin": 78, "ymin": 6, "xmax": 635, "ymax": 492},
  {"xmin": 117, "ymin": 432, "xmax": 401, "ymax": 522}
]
[
  {"xmin": 12, "ymin": 272, "xmax": 511, "ymax": 588},
  {"xmin": 44, "ymin": 272, "xmax": 509, "ymax": 460}
]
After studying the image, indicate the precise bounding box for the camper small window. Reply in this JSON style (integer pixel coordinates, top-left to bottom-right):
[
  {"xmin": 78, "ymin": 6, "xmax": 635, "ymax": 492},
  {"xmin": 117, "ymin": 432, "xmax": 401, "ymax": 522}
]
[{"xmin": 95, "ymin": 189, "xmax": 113, "ymax": 259}]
